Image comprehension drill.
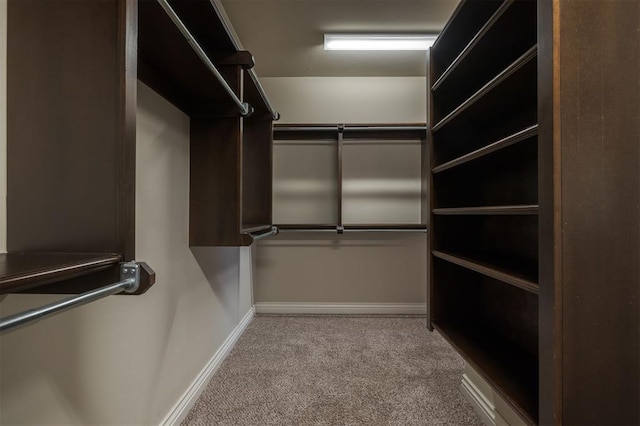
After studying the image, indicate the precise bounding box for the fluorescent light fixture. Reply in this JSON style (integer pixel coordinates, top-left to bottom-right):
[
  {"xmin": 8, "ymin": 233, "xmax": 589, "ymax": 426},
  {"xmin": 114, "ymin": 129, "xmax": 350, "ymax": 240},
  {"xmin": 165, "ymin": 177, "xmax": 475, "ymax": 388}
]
[{"xmin": 324, "ymin": 34, "xmax": 436, "ymax": 51}]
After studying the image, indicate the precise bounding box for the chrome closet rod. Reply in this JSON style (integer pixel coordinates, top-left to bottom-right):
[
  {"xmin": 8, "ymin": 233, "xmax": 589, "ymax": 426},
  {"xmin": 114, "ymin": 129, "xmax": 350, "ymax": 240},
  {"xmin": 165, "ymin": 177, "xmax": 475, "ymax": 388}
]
[
  {"xmin": 247, "ymin": 70, "xmax": 280, "ymax": 121},
  {"xmin": 274, "ymin": 126, "xmax": 427, "ymax": 132},
  {"xmin": 250, "ymin": 226, "xmax": 279, "ymax": 241},
  {"xmin": 0, "ymin": 263, "xmax": 142, "ymax": 336},
  {"xmin": 277, "ymin": 227, "xmax": 427, "ymax": 233},
  {"xmin": 156, "ymin": 0, "xmax": 251, "ymax": 116}
]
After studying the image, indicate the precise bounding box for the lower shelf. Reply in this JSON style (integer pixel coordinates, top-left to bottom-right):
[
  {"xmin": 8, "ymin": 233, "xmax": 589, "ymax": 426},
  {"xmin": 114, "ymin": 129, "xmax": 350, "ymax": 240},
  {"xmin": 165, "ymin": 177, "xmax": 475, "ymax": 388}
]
[
  {"xmin": 433, "ymin": 320, "xmax": 538, "ymax": 425},
  {"xmin": 0, "ymin": 253, "xmax": 122, "ymax": 294}
]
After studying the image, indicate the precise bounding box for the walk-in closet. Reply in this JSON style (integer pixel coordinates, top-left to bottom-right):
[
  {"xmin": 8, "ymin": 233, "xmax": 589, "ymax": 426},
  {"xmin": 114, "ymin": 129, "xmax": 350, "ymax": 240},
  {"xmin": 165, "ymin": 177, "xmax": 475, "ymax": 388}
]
[{"xmin": 0, "ymin": 0, "xmax": 638, "ymax": 425}]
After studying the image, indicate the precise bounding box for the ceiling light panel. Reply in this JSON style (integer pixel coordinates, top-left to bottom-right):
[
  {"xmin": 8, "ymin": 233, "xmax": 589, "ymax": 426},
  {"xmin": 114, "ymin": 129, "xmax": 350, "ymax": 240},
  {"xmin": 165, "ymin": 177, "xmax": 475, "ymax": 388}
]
[{"xmin": 324, "ymin": 34, "xmax": 437, "ymax": 51}]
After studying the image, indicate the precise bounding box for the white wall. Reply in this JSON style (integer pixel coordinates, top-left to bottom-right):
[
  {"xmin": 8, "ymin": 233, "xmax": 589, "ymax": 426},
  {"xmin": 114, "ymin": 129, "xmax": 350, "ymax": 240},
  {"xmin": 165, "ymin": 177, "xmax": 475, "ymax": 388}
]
[
  {"xmin": 255, "ymin": 76, "xmax": 427, "ymax": 309},
  {"xmin": 261, "ymin": 77, "xmax": 426, "ymax": 124},
  {"xmin": 0, "ymin": 75, "xmax": 252, "ymax": 423}
]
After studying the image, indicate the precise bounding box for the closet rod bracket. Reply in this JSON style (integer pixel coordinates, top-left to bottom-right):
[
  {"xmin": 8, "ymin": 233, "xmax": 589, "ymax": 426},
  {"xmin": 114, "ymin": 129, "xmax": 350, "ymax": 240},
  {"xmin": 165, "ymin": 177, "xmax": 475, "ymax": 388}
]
[{"xmin": 120, "ymin": 262, "xmax": 141, "ymax": 294}]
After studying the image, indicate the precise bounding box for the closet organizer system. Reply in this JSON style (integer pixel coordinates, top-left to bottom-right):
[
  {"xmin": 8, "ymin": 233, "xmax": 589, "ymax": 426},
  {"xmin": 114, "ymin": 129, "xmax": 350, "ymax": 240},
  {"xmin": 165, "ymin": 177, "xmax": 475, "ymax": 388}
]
[
  {"xmin": 273, "ymin": 125, "xmax": 428, "ymax": 233},
  {"xmin": 1, "ymin": 0, "xmax": 278, "ymax": 334},
  {"xmin": 426, "ymin": 0, "xmax": 639, "ymax": 425}
]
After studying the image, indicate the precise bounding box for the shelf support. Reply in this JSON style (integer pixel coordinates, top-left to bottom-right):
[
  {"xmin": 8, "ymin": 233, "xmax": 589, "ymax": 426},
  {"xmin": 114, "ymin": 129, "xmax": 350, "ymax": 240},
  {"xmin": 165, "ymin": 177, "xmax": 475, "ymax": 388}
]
[{"xmin": 0, "ymin": 262, "xmax": 154, "ymax": 336}]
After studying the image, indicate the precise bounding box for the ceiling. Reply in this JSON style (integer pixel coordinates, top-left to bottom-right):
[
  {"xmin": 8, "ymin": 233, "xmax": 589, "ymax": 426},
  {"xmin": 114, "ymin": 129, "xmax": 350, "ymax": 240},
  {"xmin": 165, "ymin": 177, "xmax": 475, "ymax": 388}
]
[{"xmin": 220, "ymin": 0, "xmax": 460, "ymax": 77}]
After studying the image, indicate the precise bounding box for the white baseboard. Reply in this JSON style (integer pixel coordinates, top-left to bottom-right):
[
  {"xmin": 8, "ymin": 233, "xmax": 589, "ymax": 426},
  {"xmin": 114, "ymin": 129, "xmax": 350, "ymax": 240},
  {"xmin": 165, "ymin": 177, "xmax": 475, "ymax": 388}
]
[
  {"xmin": 254, "ymin": 302, "xmax": 426, "ymax": 315},
  {"xmin": 160, "ymin": 306, "xmax": 255, "ymax": 426},
  {"xmin": 461, "ymin": 373, "xmax": 496, "ymax": 426}
]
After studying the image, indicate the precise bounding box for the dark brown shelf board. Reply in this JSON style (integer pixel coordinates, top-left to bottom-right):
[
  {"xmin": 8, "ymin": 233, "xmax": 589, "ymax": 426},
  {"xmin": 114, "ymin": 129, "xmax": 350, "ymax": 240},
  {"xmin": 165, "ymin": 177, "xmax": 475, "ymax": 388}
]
[
  {"xmin": 433, "ymin": 205, "xmax": 538, "ymax": 216},
  {"xmin": 431, "ymin": 0, "xmax": 504, "ymax": 80},
  {"xmin": 432, "ymin": 45, "xmax": 537, "ymax": 133},
  {"xmin": 138, "ymin": 0, "xmax": 245, "ymax": 117},
  {"xmin": 432, "ymin": 250, "xmax": 538, "ymax": 294},
  {"xmin": 432, "ymin": 0, "xmax": 514, "ymax": 91},
  {"xmin": 0, "ymin": 253, "xmax": 123, "ymax": 294},
  {"xmin": 432, "ymin": 320, "xmax": 538, "ymax": 425},
  {"xmin": 433, "ymin": 125, "xmax": 538, "ymax": 173},
  {"xmin": 274, "ymin": 124, "xmax": 427, "ymax": 141}
]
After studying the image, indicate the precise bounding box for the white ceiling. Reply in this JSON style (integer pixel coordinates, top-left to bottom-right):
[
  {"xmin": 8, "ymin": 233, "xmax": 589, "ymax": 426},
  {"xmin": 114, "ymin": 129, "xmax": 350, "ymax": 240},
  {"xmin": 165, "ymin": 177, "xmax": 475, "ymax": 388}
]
[{"xmin": 220, "ymin": 0, "xmax": 460, "ymax": 77}]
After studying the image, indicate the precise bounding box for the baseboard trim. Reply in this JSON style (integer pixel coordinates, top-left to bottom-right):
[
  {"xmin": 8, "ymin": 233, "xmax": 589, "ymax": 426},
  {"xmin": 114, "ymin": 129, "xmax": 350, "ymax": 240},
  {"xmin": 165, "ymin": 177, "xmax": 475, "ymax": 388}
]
[
  {"xmin": 254, "ymin": 302, "xmax": 426, "ymax": 315},
  {"xmin": 461, "ymin": 373, "xmax": 496, "ymax": 426},
  {"xmin": 160, "ymin": 306, "xmax": 255, "ymax": 426}
]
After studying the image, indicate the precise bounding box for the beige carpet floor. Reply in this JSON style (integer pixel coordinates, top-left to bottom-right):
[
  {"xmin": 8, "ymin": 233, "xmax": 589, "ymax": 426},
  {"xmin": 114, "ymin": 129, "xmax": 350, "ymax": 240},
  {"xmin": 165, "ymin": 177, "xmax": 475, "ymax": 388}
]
[{"xmin": 183, "ymin": 315, "xmax": 483, "ymax": 425}]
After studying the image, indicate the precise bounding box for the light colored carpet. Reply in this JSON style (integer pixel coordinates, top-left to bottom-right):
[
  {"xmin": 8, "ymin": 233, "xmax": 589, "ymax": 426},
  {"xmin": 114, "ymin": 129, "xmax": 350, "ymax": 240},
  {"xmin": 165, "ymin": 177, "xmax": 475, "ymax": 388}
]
[{"xmin": 183, "ymin": 315, "xmax": 482, "ymax": 425}]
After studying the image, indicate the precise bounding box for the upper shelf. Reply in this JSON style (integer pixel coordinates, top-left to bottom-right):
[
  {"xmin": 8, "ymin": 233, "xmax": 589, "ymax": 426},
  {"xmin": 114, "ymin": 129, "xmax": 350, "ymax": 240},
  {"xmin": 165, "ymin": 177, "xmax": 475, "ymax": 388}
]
[
  {"xmin": 431, "ymin": 0, "xmax": 504, "ymax": 81},
  {"xmin": 138, "ymin": 0, "xmax": 276, "ymax": 119},
  {"xmin": 274, "ymin": 124, "xmax": 427, "ymax": 140},
  {"xmin": 0, "ymin": 253, "xmax": 122, "ymax": 294}
]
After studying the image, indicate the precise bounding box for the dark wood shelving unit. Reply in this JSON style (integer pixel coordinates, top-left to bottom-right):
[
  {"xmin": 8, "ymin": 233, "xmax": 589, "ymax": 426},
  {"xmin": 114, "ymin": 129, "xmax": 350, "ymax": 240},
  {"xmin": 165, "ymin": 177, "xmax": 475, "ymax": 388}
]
[
  {"xmin": 272, "ymin": 124, "xmax": 427, "ymax": 233},
  {"xmin": 428, "ymin": 0, "xmax": 539, "ymax": 422},
  {"xmin": 5, "ymin": 0, "xmax": 277, "ymax": 296},
  {"xmin": 145, "ymin": 0, "xmax": 277, "ymax": 247},
  {"xmin": 428, "ymin": 0, "xmax": 639, "ymax": 424}
]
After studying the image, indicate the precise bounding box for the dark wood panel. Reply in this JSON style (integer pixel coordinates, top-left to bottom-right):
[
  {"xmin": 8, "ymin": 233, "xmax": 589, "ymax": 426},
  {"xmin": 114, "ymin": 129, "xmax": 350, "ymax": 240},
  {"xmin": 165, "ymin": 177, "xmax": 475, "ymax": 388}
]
[
  {"xmin": 7, "ymin": 0, "xmax": 135, "ymax": 256},
  {"xmin": 242, "ymin": 118, "xmax": 273, "ymax": 229},
  {"xmin": 190, "ymin": 116, "xmax": 243, "ymax": 246},
  {"xmin": 536, "ymin": 0, "xmax": 560, "ymax": 423},
  {"xmin": 557, "ymin": 1, "xmax": 640, "ymax": 424}
]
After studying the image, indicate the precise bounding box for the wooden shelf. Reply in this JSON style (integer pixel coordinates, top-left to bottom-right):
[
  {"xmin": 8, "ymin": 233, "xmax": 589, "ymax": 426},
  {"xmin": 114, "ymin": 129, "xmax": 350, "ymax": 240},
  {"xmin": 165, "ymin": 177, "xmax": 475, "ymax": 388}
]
[
  {"xmin": 433, "ymin": 214, "xmax": 538, "ymax": 290},
  {"xmin": 431, "ymin": 0, "xmax": 504, "ymax": 81},
  {"xmin": 432, "ymin": 250, "xmax": 538, "ymax": 293},
  {"xmin": 433, "ymin": 125, "xmax": 537, "ymax": 173},
  {"xmin": 433, "ymin": 136, "xmax": 538, "ymax": 208},
  {"xmin": 273, "ymin": 124, "xmax": 427, "ymax": 141},
  {"xmin": 433, "ymin": 205, "xmax": 538, "ymax": 215},
  {"xmin": 432, "ymin": 45, "xmax": 537, "ymax": 133},
  {"xmin": 433, "ymin": 320, "xmax": 537, "ymax": 425},
  {"xmin": 431, "ymin": 0, "xmax": 536, "ymax": 123},
  {"xmin": 138, "ymin": 0, "xmax": 246, "ymax": 118},
  {"xmin": 0, "ymin": 253, "xmax": 122, "ymax": 294}
]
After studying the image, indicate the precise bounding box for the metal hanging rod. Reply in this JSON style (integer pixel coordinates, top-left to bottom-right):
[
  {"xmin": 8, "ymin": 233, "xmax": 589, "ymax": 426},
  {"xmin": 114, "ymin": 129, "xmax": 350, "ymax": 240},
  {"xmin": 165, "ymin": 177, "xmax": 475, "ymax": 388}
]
[
  {"xmin": 246, "ymin": 70, "xmax": 280, "ymax": 121},
  {"xmin": 276, "ymin": 226, "xmax": 427, "ymax": 233},
  {"xmin": 157, "ymin": 0, "xmax": 252, "ymax": 117},
  {"xmin": 0, "ymin": 262, "xmax": 142, "ymax": 336},
  {"xmin": 250, "ymin": 226, "xmax": 279, "ymax": 241},
  {"xmin": 274, "ymin": 125, "xmax": 427, "ymax": 133}
]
